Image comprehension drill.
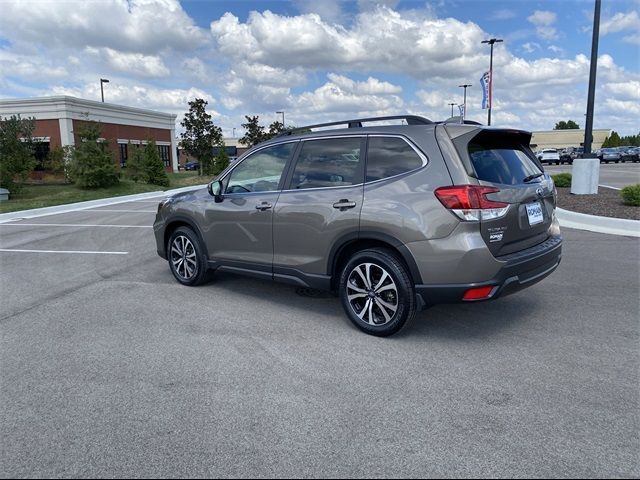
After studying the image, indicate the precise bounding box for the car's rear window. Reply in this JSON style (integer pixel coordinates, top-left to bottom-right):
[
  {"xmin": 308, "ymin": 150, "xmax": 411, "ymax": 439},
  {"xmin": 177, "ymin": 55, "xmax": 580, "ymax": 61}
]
[{"xmin": 468, "ymin": 133, "xmax": 542, "ymax": 185}]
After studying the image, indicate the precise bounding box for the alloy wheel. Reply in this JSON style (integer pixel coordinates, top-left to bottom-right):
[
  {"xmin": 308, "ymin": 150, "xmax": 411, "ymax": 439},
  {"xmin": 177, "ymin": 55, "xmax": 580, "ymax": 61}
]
[
  {"xmin": 346, "ymin": 262, "xmax": 398, "ymax": 326},
  {"xmin": 170, "ymin": 235, "xmax": 197, "ymax": 281}
]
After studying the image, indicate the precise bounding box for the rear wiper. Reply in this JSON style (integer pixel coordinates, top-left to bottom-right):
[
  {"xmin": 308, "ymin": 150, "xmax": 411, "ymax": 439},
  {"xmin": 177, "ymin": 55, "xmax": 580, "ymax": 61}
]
[{"xmin": 523, "ymin": 172, "xmax": 544, "ymax": 183}]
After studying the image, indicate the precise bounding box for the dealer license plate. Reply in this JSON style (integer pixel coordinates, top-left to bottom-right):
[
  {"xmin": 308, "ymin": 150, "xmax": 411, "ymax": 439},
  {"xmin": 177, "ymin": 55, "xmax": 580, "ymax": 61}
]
[{"xmin": 526, "ymin": 202, "xmax": 544, "ymax": 226}]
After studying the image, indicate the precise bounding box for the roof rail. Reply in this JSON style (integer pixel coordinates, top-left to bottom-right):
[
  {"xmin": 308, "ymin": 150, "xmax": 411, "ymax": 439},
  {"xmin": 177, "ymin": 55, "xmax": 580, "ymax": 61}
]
[
  {"xmin": 440, "ymin": 117, "xmax": 484, "ymax": 126},
  {"xmin": 277, "ymin": 115, "xmax": 432, "ymax": 137}
]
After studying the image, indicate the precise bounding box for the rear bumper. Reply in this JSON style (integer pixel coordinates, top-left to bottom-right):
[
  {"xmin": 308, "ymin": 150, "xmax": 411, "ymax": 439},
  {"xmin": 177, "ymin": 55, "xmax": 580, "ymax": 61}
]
[{"xmin": 415, "ymin": 234, "xmax": 562, "ymax": 307}]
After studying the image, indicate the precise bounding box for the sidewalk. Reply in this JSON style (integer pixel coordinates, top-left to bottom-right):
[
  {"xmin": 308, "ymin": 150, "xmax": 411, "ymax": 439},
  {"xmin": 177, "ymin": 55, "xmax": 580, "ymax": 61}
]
[{"xmin": 0, "ymin": 184, "xmax": 206, "ymax": 223}]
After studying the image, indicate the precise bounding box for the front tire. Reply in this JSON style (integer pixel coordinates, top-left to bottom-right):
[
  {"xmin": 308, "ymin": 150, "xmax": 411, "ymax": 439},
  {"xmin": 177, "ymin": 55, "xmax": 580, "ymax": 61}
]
[
  {"xmin": 339, "ymin": 249, "xmax": 416, "ymax": 337},
  {"xmin": 167, "ymin": 226, "xmax": 211, "ymax": 286}
]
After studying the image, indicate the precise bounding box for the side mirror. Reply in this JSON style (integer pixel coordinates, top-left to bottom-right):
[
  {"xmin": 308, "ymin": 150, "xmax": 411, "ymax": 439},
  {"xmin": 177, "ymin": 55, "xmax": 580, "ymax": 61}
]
[{"xmin": 207, "ymin": 180, "xmax": 224, "ymax": 202}]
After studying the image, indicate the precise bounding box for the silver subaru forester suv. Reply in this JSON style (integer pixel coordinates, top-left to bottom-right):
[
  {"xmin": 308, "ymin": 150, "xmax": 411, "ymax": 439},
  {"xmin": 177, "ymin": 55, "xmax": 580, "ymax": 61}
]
[{"xmin": 154, "ymin": 115, "xmax": 562, "ymax": 336}]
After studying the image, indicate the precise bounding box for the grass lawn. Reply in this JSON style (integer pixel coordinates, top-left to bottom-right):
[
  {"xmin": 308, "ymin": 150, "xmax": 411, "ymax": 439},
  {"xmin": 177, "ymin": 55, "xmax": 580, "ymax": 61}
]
[{"xmin": 0, "ymin": 172, "xmax": 212, "ymax": 214}]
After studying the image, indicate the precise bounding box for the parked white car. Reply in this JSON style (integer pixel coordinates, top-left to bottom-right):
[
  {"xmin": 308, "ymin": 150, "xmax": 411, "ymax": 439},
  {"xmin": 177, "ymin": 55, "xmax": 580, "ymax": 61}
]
[{"xmin": 537, "ymin": 149, "xmax": 560, "ymax": 165}]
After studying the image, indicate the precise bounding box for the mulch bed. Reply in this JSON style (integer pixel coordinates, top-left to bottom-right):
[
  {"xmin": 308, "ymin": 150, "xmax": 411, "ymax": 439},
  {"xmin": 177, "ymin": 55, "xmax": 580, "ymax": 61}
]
[{"xmin": 555, "ymin": 186, "xmax": 639, "ymax": 220}]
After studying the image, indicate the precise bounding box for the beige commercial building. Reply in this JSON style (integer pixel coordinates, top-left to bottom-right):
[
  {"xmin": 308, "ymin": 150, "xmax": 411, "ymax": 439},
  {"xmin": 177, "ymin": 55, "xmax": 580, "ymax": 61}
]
[{"xmin": 530, "ymin": 129, "xmax": 610, "ymax": 151}]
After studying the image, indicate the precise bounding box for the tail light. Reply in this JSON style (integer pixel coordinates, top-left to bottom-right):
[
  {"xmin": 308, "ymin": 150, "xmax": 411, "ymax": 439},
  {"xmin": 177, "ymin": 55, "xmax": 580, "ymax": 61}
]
[{"xmin": 434, "ymin": 185, "xmax": 510, "ymax": 221}]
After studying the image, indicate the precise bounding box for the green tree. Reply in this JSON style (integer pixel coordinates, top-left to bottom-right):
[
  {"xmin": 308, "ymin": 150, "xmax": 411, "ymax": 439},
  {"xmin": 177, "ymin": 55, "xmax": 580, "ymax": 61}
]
[
  {"xmin": 68, "ymin": 121, "xmax": 119, "ymax": 188},
  {"xmin": 143, "ymin": 140, "xmax": 170, "ymax": 187},
  {"xmin": 0, "ymin": 115, "xmax": 36, "ymax": 193},
  {"xmin": 180, "ymin": 98, "xmax": 223, "ymax": 176},
  {"xmin": 554, "ymin": 120, "xmax": 580, "ymax": 130},
  {"xmin": 125, "ymin": 142, "xmax": 144, "ymax": 183},
  {"xmin": 240, "ymin": 115, "xmax": 267, "ymax": 147},
  {"xmin": 214, "ymin": 145, "xmax": 229, "ymax": 175},
  {"xmin": 266, "ymin": 120, "xmax": 285, "ymax": 140},
  {"xmin": 602, "ymin": 131, "xmax": 622, "ymax": 148}
]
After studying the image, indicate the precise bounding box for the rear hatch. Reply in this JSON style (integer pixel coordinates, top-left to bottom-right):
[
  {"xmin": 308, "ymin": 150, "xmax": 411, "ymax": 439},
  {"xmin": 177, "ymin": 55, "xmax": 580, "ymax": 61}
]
[{"xmin": 445, "ymin": 127, "xmax": 556, "ymax": 257}]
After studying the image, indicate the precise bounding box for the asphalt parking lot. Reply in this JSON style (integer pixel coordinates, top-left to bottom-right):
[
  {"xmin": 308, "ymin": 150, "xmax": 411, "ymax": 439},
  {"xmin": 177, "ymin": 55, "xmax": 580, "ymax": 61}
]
[
  {"xmin": 545, "ymin": 161, "xmax": 640, "ymax": 189},
  {"xmin": 1, "ymin": 195, "xmax": 638, "ymax": 478}
]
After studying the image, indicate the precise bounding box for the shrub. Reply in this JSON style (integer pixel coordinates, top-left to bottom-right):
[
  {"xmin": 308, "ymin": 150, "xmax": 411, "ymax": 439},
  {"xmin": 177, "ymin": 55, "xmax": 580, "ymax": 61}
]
[
  {"xmin": 0, "ymin": 115, "xmax": 36, "ymax": 193},
  {"xmin": 552, "ymin": 173, "xmax": 572, "ymax": 188},
  {"xmin": 621, "ymin": 184, "xmax": 640, "ymax": 207},
  {"xmin": 125, "ymin": 142, "xmax": 144, "ymax": 183},
  {"xmin": 214, "ymin": 146, "xmax": 229, "ymax": 175},
  {"xmin": 143, "ymin": 140, "xmax": 170, "ymax": 187},
  {"xmin": 68, "ymin": 121, "xmax": 119, "ymax": 188}
]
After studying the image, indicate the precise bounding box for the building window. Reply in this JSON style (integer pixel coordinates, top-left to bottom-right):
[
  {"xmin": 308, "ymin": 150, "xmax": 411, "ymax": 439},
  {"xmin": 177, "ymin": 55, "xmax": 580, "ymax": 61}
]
[
  {"xmin": 33, "ymin": 141, "xmax": 50, "ymax": 171},
  {"xmin": 158, "ymin": 145, "xmax": 170, "ymax": 167},
  {"xmin": 119, "ymin": 143, "xmax": 128, "ymax": 167}
]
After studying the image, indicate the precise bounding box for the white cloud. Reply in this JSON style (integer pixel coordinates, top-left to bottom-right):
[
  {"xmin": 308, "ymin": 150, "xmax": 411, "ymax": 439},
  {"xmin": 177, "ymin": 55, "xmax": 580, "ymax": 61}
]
[
  {"xmin": 0, "ymin": 0, "xmax": 207, "ymax": 54},
  {"xmin": 326, "ymin": 73, "xmax": 402, "ymax": 94},
  {"xmin": 181, "ymin": 57, "xmax": 210, "ymax": 83},
  {"xmin": 48, "ymin": 83, "xmax": 215, "ymax": 115},
  {"xmin": 293, "ymin": 0, "xmax": 347, "ymax": 25},
  {"xmin": 527, "ymin": 10, "xmax": 557, "ymax": 26},
  {"xmin": 210, "ymin": 8, "xmax": 488, "ymax": 79},
  {"xmin": 527, "ymin": 10, "xmax": 559, "ymax": 41},
  {"xmin": 603, "ymin": 81, "xmax": 640, "ymax": 101},
  {"xmin": 522, "ymin": 42, "xmax": 540, "ymax": 53},
  {"xmin": 623, "ymin": 34, "xmax": 640, "ymax": 45},
  {"xmin": 600, "ymin": 11, "xmax": 640, "ymax": 35},
  {"xmin": 85, "ymin": 47, "xmax": 170, "ymax": 78}
]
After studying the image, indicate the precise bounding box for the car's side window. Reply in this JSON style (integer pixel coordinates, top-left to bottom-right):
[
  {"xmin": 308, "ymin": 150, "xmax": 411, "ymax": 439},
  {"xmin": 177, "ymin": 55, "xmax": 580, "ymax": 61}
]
[
  {"xmin": 366, "ymin": 136, "xmax": 424, "ymax": 182},
  {"xmin": 225, "ymin": 143, "xmax": 294, "ymax": 194},
  {"xmin": 289, "ymin": 137, "xmax": 363, "ymax": 190}
]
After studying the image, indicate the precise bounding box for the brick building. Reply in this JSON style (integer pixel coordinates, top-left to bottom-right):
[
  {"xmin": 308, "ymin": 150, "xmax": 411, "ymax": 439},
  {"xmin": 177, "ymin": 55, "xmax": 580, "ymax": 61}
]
[{"xmin": 0, "ymin": 96, "xmax": 178, "ymax": 171}]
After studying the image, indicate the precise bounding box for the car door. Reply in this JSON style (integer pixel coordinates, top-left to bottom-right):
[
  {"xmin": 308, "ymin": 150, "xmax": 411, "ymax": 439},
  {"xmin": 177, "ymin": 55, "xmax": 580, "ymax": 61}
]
[
  {"xmin": 202, "ymin": 142, "xmax": 296, "ymax": 270},
  {"xmin": 273, "ymin": 136, "xmax": 365, "ymax": 282}
]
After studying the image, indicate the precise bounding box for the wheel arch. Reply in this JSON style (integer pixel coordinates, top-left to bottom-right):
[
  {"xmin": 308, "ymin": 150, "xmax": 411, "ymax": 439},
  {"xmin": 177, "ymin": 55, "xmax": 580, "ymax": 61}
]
[
  {"xmin": 328, "ymin": 231, "xmax": 423, "ymax": 290},
  {"xmin": 163, "ymin": 215, "xmax": 209, "ymax": 259}
]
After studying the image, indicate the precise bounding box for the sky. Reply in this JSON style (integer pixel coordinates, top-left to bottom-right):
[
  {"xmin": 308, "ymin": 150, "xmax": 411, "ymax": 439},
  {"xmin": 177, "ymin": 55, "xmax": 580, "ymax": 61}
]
[{"xmin": 0, "ymin": 0, "xmax": 638, "ymax": 137}]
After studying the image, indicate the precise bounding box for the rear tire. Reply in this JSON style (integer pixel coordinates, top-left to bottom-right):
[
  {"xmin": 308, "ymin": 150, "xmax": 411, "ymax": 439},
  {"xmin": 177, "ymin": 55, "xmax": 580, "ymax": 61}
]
[
  {"xmin": 167, "ymin": 227, "xmax": 211, "ymax": 286},
  {"xmin": 339, "ymin": 249, "xmax": 416, "ymax": 337}
]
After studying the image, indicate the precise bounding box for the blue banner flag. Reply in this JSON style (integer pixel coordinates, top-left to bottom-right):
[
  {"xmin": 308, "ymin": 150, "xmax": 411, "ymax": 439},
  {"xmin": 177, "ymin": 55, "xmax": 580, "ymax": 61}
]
[{"xmin": 481, "ymin": 71, "xmax": 491, "ymax": 109}]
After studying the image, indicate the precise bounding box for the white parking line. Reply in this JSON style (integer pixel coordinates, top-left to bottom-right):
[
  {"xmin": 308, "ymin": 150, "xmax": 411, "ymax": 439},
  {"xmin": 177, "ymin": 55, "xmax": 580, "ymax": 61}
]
[
  {"xmin": 0, "ymin": 223, "xmax": 152, "ymax": 228},
  {"xmin": 0, "ymin": 249, "xmax": 128, "ymax": 255}
]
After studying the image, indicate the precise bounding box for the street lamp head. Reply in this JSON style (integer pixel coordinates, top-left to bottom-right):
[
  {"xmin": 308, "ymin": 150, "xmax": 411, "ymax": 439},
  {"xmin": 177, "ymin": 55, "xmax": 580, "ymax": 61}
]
[
  {"xmin": 100, "ymin": 78, "xmax": 109, "ymax": 83},
  {"xmin": 482, "ymin": 38, "xmax": 504, "ymax": 45}
]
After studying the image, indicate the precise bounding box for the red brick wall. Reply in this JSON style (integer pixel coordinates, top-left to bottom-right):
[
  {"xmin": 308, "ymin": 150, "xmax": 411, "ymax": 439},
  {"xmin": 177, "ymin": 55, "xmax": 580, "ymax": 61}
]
[
  {"xmin": 72, "ymin": 120, "xmax": 173, "ymax": 171},
  {"xmin": 33, "ymin": 119, "xmax": 62, "ymax": 148}
]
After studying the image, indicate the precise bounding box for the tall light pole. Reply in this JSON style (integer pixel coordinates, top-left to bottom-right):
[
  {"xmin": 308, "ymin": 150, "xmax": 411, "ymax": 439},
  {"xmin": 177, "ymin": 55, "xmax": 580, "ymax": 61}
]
[
  {"xmin": 458, "ymin": 84, "xmax": 471, "ymax": 120},
  {"xmin": 481, "ymin": 38, "xmax": 503, "ymax": 126},
  {"xmin": 572, "ymin": 0, "xmax": 601, "ymax": 195},
  {"xmin": 276, "ymin": 110, "xmax": 285, "ymax": 127},
  {"xmin": 584, "ymin": 0, "xmax": 600, "ymax": 158},
  {"xmin": 232, "ymin": 127, "xmax": 236, "ymax": 138},
  {"xmin": 100, "ymin": 78, "xmax": 109, "ymax": 103},
  {"xmin": 448, "ymin": 102, "xmax": 456, "ymax": 117}
]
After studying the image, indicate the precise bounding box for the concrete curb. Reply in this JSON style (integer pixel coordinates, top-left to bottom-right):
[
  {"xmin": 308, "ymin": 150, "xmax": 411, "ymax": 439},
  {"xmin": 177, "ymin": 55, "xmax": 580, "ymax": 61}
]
[
  {"xmin": 0, "ymin": 184, "xmax": 206, "ymax": 223},
  {"xmin": 556, "ymin": 208, "xmax": 640, "ymax": 237}
]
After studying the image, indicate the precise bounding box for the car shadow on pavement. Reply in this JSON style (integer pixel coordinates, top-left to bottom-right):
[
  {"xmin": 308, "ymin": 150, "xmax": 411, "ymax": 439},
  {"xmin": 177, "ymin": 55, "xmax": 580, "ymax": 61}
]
[{"xmin": 207, "ymin": 271, "xmax": 537, "ymax": 340}]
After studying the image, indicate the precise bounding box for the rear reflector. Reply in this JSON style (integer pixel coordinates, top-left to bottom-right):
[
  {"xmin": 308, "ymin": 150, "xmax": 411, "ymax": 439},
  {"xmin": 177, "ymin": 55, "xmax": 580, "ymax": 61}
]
[
  {"xmin": 434, "ymin": 185, "xmax": 510, "ymax": 222},
  {"xmin": 462, "ymin": 286, "xmax": 495, "ymax": 301}
]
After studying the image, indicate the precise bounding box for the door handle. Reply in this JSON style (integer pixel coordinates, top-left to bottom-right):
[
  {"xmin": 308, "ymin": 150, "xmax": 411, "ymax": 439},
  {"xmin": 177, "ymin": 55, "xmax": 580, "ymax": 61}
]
[
  {"xmin": 255, "ymin": 202, "xmax": 273, "ymax": 211},
  {"xmin": 333, "ymin": 199, "xmax": 357, "ymax": 210}
]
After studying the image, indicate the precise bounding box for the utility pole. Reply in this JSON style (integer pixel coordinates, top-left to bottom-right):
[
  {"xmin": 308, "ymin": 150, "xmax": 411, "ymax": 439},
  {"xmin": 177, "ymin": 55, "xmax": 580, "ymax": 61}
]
[
  {"xmin": 572, "ymin": 0, "xmax": 601, "ymax": 195},
  {"xmin": 458, "ymin": 84, "xmax": 471, "ymax": 121},
  {"xmin": 481, "ymin": 38, "xmax": 503, "ymax": 126},
  {"xmin": 100, "ymin": 78, "xmax": 109, "ymax": 102},
  {"xmin": 448, "ymin": 102, "xmax": 456, "ymax": 117}
]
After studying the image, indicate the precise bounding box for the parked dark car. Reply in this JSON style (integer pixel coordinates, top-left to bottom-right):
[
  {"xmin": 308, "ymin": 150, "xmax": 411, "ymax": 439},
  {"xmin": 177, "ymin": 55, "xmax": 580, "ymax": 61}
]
[
  {"xmin": 598, "ymin": 148, "xmax": 621, "ymax": 163},
  {"xmin": 154, "ymin": 115, "xmax": 562, "ymax": 336},
  {"xmin": 184, "ymin": 161, "xmax": 200, "ymax": 171}
]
